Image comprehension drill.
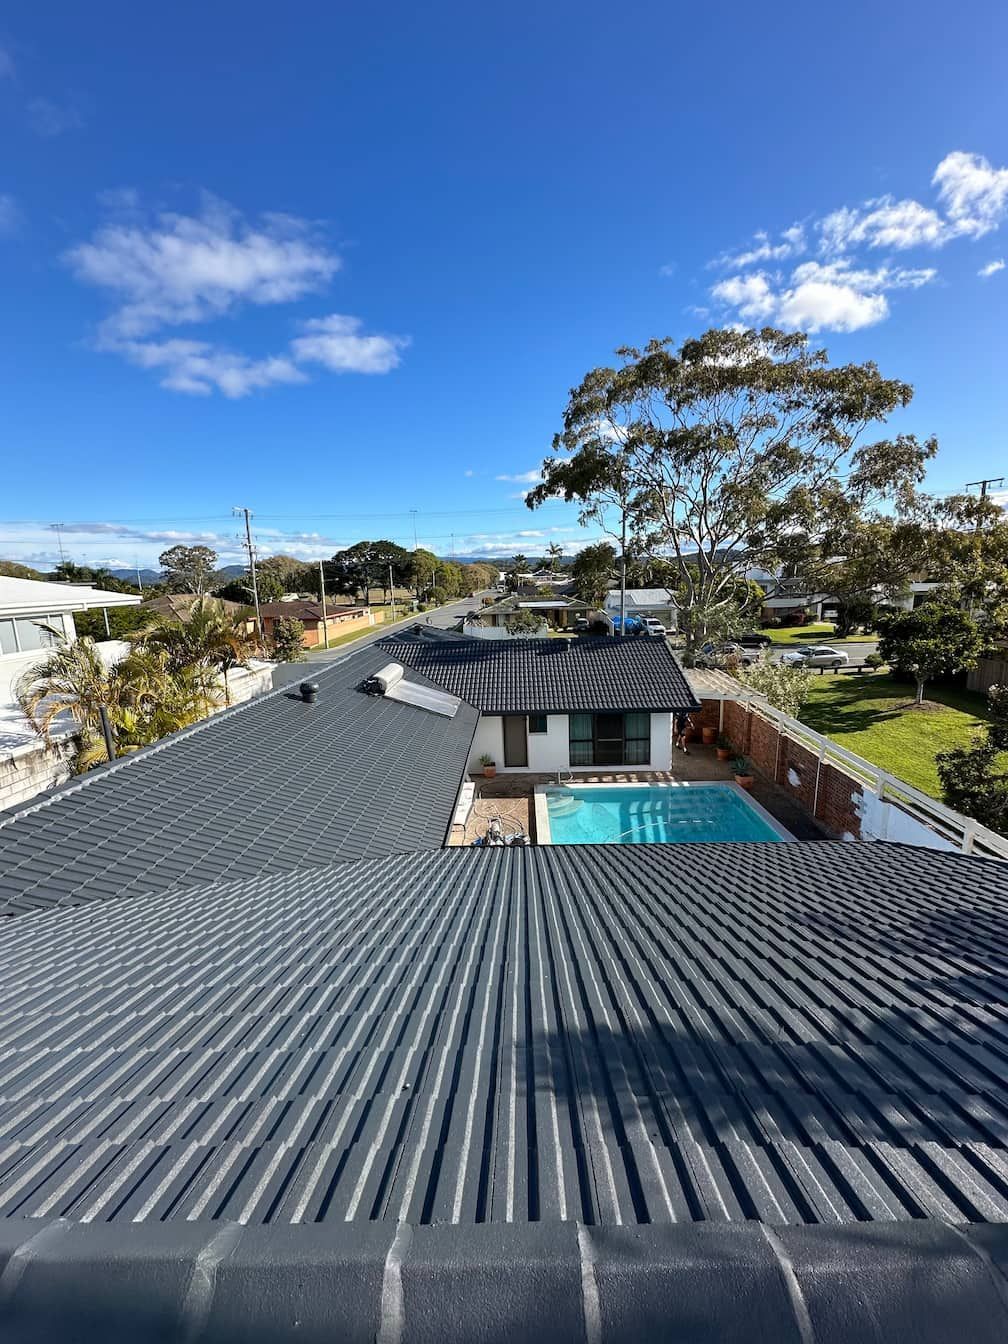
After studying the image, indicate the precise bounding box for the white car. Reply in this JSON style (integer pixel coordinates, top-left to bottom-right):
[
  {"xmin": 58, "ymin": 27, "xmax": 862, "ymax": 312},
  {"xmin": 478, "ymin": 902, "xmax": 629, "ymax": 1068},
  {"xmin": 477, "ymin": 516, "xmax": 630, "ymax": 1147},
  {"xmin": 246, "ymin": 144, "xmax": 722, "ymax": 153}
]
[
  {"xmin": 781, "ymin": 645, "xmax": 849, "ymax": 668},
  {"xmin": 642, "ymin": 618, "xmax": 668, "ymax": 636}
]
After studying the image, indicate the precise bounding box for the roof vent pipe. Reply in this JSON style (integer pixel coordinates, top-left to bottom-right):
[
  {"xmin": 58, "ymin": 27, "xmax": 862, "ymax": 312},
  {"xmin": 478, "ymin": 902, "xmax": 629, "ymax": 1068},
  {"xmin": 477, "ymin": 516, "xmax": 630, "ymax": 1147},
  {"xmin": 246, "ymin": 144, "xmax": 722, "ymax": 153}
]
[{"xmin": 300, "ymin": 680, "xmax": 320, "ymax": 703}]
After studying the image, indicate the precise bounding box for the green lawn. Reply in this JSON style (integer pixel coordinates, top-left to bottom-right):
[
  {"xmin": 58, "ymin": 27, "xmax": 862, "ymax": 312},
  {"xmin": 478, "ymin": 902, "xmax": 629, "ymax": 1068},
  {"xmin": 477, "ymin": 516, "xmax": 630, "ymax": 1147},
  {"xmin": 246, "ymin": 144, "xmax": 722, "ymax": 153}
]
[
  {"xmin": 798, "ymin": 673, "xmax": 990, "ymax": 797},
  {"xmin": 764, "ymin": 622, "xmax": 871, "ymax": 644}
]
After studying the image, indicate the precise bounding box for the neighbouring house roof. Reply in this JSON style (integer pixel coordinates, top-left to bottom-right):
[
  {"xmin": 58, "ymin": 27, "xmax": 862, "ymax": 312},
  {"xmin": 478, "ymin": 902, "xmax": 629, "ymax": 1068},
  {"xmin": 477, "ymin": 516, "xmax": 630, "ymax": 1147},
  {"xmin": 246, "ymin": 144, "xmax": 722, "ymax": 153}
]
[
  {"xmin": 604, "ymin": 587, "xmax": 678, "ymax": 609},
  {"xmin": 257, "ymin": 600, "xmax": 367, "ymax": 623},
  {"xmin": 379, "ymin": 633, "xmax": 700, "ymax": 714},
  {"xmin": 141, "ymin": 593, "xmax": 248, "ymax": 620},
  {"xmin": 475, "ymin": 595, "xmax": 589, "ymax": 616},
  {"xmin": 0, "ymin": 644, "xmax": 478, "ymax": 915},
  {"xmin": 0, "ymin": 841, "xmax": 1007, "ymax": 1336},
  {"xmin": 0, "ymin": 575, "xmax": 142, "ymax": 616}
]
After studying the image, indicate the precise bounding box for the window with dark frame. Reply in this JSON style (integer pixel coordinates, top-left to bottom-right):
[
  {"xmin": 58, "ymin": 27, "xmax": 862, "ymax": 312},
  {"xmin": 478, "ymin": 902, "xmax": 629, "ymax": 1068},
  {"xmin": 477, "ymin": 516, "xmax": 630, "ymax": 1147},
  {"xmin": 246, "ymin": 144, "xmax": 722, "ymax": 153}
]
[
  {"xmin": 527, "ymin": 714, "xmax": 548, "ymax": 735},
  {"xmin": 567, "ymin": 712, "xmax": 651, "ymax": 767}
]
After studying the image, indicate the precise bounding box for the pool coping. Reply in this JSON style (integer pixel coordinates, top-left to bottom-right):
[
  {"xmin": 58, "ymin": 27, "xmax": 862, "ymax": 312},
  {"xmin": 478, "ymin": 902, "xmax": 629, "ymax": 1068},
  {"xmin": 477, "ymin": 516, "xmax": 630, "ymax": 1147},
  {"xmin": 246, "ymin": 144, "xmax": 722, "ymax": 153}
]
[{"xmin": 533, "ymin": 779, "xmax": 796, "ymax": 845}]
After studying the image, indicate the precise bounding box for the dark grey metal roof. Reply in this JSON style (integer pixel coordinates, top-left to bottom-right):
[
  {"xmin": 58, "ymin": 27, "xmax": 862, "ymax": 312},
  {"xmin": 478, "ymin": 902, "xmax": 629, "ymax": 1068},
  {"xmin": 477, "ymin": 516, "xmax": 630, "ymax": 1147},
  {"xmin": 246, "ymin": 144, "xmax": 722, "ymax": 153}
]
[
  {"xmin": 1, "ymin": 841, "xmax": 1006, "ymax": 1230},
  {"xmin": 0, "ymin": 645, "xmax": 478, "ymax": 915},
  {"xmin": 1, "ymin": 839, "xmax": 1008, "ymax": 1336},
  {"xmin": 378, "ymin": 634, "xmax": 700, "ymax": 714}
]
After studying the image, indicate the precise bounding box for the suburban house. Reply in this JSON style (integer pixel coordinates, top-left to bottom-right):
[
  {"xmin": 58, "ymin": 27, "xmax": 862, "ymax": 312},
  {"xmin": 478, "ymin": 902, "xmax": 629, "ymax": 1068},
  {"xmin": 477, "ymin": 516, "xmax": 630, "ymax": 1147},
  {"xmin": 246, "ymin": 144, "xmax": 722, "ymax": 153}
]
[
  {"xmin": 0, "ymin": 575, "xmax": 141, "ymax": 810},
  {"xmin": 604, "ymin": 586, "xmax": 679, "ymax": 630},
  {"xmin": 0, "ymin": 632, "xmax": 1005, "ymax": 1334},
  {"xmin": 257, "ymin": 598, "xmax": 375, "ymax": 647},
  {"xmin": 381, "ymin": 631, "xmax": 698, "ymax": 772},
  {"xmin": 140, "ymin": 591, "xmax": 250, "ymax": 623},
  {"xmin": 466, "ymin": 593, "xmax": 591, "ymax": 633}
]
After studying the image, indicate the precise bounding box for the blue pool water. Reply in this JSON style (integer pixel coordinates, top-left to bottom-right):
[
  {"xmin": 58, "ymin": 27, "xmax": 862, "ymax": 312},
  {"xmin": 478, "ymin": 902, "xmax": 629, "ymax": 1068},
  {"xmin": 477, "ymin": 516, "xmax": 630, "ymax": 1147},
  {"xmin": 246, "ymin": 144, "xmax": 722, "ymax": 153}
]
[{"xmin": 543, "ymin": 783, "xmax": 787, "ymax": 845}]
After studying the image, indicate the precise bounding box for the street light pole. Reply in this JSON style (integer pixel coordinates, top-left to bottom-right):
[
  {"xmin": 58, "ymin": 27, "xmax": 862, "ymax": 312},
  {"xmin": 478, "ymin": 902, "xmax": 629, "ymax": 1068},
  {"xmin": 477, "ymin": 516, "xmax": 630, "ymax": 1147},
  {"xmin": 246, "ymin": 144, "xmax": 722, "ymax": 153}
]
[{"xmin": 234, "ymin": 506, "xmax": 262, "ymax": 642}]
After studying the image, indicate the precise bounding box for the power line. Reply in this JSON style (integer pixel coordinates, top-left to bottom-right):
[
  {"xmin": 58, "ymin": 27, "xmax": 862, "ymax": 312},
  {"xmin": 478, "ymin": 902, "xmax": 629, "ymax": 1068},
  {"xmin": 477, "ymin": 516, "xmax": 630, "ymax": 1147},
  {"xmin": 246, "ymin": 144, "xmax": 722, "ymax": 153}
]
[{"xmin": 233, "ymin": 506, "xmax": 262, "ymax": 639}]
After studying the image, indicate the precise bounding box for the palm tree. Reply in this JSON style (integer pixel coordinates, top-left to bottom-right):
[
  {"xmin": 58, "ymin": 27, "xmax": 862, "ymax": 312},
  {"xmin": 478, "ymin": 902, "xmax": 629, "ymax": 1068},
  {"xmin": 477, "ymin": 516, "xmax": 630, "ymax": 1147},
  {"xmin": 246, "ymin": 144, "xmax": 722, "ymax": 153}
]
[
  {"xmin": 132, "ymin": 596, "xmax": 257, "ymax": 705},
  {"xmin": 546, "ymin": 542, "xmax": 564, "ymax": 572},
  {"xmin": 16, "ymin": 636, "xmax": 223, "ymax": 771},
  {"xmin": 507, "ymin": 554, "xmax": 529, "ymax": 594}
]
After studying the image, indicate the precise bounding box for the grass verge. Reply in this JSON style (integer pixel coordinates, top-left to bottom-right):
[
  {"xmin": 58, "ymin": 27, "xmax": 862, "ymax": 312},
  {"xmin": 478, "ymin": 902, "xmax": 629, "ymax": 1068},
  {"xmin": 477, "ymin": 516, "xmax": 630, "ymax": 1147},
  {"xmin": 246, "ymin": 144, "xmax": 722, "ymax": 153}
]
[
  {"xmin": 763, "ymin": 623, "xmax": 873, "ymax": 645},
  {"xmin": 798, "ymin": 673, "xmax": 990, "ymax": 798}
]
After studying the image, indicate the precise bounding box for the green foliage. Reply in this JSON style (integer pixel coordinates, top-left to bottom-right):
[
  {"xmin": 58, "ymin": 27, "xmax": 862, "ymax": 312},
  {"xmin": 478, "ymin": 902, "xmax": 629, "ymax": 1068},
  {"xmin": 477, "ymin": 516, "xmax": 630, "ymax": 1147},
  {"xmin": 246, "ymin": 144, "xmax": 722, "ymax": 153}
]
[
  {"xmin": 73, "ymin": 606, "xmax": 150, "ymax": 641},
  {"xmin": 329, "ymin": 540, "xmax": 412, "ymax": 602},
  {"xmin": 936, "ymin": 685, "xmax": 1008, "ymax": 835},
  {"xmin": 533, "ymin": 326, "xmax": 935, "ymax": 654},
  {"xmin": 158, "ymin": 544, "xmax": 218, "ymax": 595},
  {"xmin": 16, "ymin": 636, "xmax": 221, "ymax": 770},
  {"xmin": 505, "ymin": 554, "xmax": 530, "ymax": 593},
  {"xmin": 504, "ymin": 609, "xmax": 545, "ymax": 635},
  {"xmin": 877, "ymin": 602, "xmax": 983, "ymax": 703},
  {"xmin": 270, "ymin": 616, "xmax": 307, "ymax": 662},
  {"xmin": 49, "ymin": 561, "xmax": 141, "ymax": 595},
  {"xmin": 865, "ymin": 652, "xmax": 884, "ymax": 669},
  {"xmin": 570, "ymin": 543, "xmax": 615, "ymax": 607},
  {"xmin": 0, "ymin": 559, "xmax": 46, "ymax": 579},
  {"xmin": 132, "ymin": 595, "xmax": 258, "ymax": 705},
  {"xmin": 736, "ymin": 660, "xmax": 812, "ymax": 718}
]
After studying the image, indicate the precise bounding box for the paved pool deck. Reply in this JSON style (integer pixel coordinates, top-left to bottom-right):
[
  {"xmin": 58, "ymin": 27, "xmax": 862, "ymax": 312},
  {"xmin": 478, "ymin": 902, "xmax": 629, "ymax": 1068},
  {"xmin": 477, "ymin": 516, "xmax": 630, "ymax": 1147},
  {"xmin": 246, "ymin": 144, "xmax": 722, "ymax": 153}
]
[{"xmin": 454, "ymin": 744, "xmax": 831, "ymax": 845}]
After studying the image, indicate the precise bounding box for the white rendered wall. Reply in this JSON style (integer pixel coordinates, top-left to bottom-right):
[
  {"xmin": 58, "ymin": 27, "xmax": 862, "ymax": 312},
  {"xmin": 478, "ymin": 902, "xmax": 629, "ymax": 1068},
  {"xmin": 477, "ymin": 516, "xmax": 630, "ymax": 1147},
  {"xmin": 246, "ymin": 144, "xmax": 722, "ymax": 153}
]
[{"xmin": 466, "ymin": 711, "xmax": 672, "ymax": 774}]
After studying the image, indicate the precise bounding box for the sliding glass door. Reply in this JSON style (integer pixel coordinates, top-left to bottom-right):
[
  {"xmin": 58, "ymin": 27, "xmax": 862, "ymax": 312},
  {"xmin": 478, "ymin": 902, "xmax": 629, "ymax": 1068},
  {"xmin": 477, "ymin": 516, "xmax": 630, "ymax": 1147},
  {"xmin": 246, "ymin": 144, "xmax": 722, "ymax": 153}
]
[{"xmin": 567, "ymin": 712, "xmax": 650, "ymax": 767}]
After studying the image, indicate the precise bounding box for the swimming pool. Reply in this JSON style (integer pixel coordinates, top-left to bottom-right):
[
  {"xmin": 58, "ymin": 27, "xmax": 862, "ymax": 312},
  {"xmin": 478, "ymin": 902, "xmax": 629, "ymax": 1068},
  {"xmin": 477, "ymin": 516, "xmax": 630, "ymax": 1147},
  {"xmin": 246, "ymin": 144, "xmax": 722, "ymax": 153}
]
[{"xmin": 534, "ymin": 782, "xmax": 792, "ymax": 845}]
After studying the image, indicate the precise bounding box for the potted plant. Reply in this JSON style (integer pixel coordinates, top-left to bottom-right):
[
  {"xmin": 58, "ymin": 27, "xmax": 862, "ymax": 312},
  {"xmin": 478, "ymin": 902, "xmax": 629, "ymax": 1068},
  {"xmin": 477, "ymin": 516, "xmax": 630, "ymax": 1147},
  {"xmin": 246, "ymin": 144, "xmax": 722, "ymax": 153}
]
[
  {"xmin": 701, "ymin": 723, "xmax": 717, "ymax": 746},
  {"xmin": 732, "ymin": 756, "xmax": 754, "ymax": 790},
  {"xmin": 478, "ymin": 753, "xmax": 496, "ymax": 779},
  {"xmin": 716, "ymin": 734, "xmax": 733, "ymax": 761}
]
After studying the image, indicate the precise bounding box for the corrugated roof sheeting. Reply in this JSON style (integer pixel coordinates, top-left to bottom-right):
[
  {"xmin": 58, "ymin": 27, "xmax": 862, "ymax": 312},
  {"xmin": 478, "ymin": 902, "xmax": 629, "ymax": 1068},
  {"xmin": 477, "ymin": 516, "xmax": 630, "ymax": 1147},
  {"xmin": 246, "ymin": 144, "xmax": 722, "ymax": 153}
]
[
  {"xmin": 0, "ymin": 841, "xmax": 1006, "ymax": 1229},
  {"xmin": 0, "ymin": 646, "xmax": 478, "ymax": 915},
  {"xmin": 378, "ymin": 634, "xmax": 700, "ymax": 714}
]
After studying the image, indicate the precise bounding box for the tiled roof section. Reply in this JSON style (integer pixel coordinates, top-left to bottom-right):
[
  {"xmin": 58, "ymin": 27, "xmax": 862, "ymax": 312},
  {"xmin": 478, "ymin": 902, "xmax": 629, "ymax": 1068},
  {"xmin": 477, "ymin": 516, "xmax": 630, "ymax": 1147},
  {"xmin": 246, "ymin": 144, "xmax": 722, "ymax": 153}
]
[
  {"xmin": 378, "ymin": 634, "xmax": 700, "ymax": 713},
  {"xmin": 0, "ymin": 646, "xmax": 477, "ymax": 915},
  {"xmin": 1, "ymin": 841, "xmax": 1007, "ymax": 1232}
]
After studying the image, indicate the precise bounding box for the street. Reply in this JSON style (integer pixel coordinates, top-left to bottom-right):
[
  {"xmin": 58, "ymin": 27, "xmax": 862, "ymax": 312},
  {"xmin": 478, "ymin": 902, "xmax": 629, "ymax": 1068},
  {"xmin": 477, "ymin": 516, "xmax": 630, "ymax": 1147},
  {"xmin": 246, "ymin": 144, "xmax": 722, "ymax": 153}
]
[{"xmin": 302, "ymin": 593, "xmax": 478, "ymax": 665}]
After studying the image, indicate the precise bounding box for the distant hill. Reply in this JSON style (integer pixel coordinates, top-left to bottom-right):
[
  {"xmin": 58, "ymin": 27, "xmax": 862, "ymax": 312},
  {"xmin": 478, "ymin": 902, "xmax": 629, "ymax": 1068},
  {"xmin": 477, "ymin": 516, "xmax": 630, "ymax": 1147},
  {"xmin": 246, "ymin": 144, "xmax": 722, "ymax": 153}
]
[{"xmin": 108, "ymin": 568, "xmax": 162, "ymax": 585}]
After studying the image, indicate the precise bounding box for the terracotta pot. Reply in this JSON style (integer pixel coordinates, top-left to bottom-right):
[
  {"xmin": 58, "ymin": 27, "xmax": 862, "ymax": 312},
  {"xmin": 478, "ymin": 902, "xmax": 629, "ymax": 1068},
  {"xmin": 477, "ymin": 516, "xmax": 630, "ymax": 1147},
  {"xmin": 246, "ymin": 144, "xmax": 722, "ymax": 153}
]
[
  {"xmin": 483, "ymin": 765, "xmax": 496, "ymax": 779},
  {"xmin": 734, "ymin": 774, "xmax": 754, "ymax": 791},
  {"xmin": 716, "ymin": 747, "xmax": 732, "ymax": 761},
  {"xmin": 701, "ymin": 726, "xmax": 717, "ymax": 745}
]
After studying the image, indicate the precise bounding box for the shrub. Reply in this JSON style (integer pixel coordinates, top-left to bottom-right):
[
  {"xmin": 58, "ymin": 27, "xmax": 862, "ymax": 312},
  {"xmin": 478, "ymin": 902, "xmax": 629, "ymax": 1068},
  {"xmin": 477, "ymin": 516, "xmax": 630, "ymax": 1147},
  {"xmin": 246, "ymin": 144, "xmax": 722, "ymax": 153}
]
[
  {"xmin": 865, "ymin": 652, "xmax": 884, "ymax": 670},
  {"xmin": 270, "ymin": 617, "xmax": 306, "ymax": 662},
  {"xmin": 735, "ymin": 660, "xmax": 812, "ymax": 718},
  {"xmin": 761, "ymin": 616, "xmax": 781, "ymax": 628}
]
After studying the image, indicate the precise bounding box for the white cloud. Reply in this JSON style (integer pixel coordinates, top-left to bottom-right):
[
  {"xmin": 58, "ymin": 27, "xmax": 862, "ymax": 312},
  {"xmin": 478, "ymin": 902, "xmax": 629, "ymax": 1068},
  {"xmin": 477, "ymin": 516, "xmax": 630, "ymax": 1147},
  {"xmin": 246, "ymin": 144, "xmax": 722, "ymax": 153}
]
[
  {"xmin": 0, "ymin": 195, "xmax": 20, "ymax": 236},
  {"xmin": 114, "ymin": 339, "xmax": 308, "ymax": 398},
  {"xmin": 711, "ymin": 257, "xmax": 936, "ymax": 333},
  {"xmin": 495, "ymin": 470, "xmax": 543, "ymax": 484},
  {"xmin": 289, "ymin": 314, "xmax": 406, "ymax": 374},
  {"xmin": 710, "ymin": 273, "xmax": 776, "ymax": 322},
  {"xmin": 715, "ymin": 224, "xmax": 805, "ymax": 268},
  {"xmin": 934, "ymin": 151, "xmax": 1008, "ymax": 238},
  {"xmin": 463, "ymin": 469, "xmax": 474, "ymax": 477},
  {"xmin": 68, "ymin": 197, "xmax": 340, "ymax": 339},
  {"xmin": 659, "ymin": 262, "xmax": 677, "ymax": 277},
  {"xmin": 27, "ymin": 96, "xmax": 83, "ymax": 137},
  {"xmin": 0, "ymin": 48, "xmax": 14, "ymax": 79},
  {"xmin": 818, "ymin": 198, "xmax": 946, "ymax": 252},
  {"xmin": 66, "ymin": 194, "xmax": 407, "ymax": 396},
  {"xmin": 979, "ymin": 258, "xmax": 1005, "ymax": 278}
]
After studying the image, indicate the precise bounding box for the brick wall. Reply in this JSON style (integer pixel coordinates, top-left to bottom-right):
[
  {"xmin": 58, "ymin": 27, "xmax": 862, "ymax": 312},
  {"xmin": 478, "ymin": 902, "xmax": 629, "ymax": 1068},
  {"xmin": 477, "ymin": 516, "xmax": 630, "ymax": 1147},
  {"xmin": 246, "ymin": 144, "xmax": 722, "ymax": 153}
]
[
  {"xmin": 722, "ymin": 700, "xmax": 750, "ymax": 753},
  {"xmin": 0, "ymin": 738, "xmax": 77, "ymax": 812},
  {"xmin": 697, "ymin": 699, "xmax": 720, "ymax": 732},
  {"xmin": 748, "ymin": 714, "xmax": 778, "ymax": 776},
  {"xmin": 718, "ymin": 698, "xmax": 866, "ymax": 839},
  {"xmin": 816, "ymin": 762, "xmax": 863, "ymax": 838}
]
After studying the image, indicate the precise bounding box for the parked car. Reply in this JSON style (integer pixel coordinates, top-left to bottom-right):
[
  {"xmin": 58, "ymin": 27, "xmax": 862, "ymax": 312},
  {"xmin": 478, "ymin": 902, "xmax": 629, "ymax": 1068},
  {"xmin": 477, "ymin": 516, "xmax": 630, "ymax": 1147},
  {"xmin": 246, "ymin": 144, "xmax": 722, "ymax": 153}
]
[
  {"xmin": 696, "ymin": 641, "xmax": 760, "ymax": 667},
  {"xmin": 735, "ymin": 631, "xmax": 773, "ymax": 648},
  {"xmin": 781, "ymin": 645, "xmax": 849, "ymax": 668},
  {"xmin": 573, "ymin": 616, "xmax": 590, "ymax": 632},
  {"xmin": 642, "ymin": 618, "xmax": 668, "ymax": 636}
]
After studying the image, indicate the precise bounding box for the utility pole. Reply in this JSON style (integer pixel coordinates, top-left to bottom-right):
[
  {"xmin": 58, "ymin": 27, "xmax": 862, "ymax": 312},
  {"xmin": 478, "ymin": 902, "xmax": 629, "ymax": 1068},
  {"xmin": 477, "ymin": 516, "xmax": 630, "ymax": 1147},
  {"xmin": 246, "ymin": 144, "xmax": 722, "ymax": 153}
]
[
  {"xmin": 966, "ymin": 478, "xmax": 1005, "ymax": 534},
  {"xmin": 233, "ymin": 506, "xmax": 262, "ymax": 640},
  {"xmin": 51, "ymin": 523, "xmax": 66, "ymax": 568},
  {"xmin": 318, "ymin": 559, "xmax": 329, "ymax": 648},
  {"xmin": 135, "ymin": 562, "xmax": 143, "ymax": 595},
  {"xmin": 450, "ymin": 533, "xmax": 455, "ymax": 560},
  {"xmin": 388, "ymin": 563, "xmax": 396, "ymax": 623},
  {"xmin": 410, "ymin": 509, "xmax": 419, "ymax": 551},
  {"xmin": 966, "ymin": 477, "xmax": 1005, "ymax": 501},
  {"xmin": 618, "ymin": 511, "xmax": 627, "ymax": 637}
]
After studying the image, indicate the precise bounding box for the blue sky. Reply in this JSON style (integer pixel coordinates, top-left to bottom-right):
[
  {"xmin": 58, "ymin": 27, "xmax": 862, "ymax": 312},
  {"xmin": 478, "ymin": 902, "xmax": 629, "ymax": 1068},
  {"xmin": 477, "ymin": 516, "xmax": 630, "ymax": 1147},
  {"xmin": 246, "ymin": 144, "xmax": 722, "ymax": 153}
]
[{"xmin": 1, "ymin": 1, "xmax": 1006, "ymax": 568}]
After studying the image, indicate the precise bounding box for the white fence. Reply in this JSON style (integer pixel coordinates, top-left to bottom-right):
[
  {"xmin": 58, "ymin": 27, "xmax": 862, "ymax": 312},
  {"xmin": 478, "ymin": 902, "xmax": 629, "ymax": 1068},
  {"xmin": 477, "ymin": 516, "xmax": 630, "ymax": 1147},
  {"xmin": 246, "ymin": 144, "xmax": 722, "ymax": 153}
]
[{"xmin": 744, "ymin": 696, "xmax": 1008, "ymax": 861}]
